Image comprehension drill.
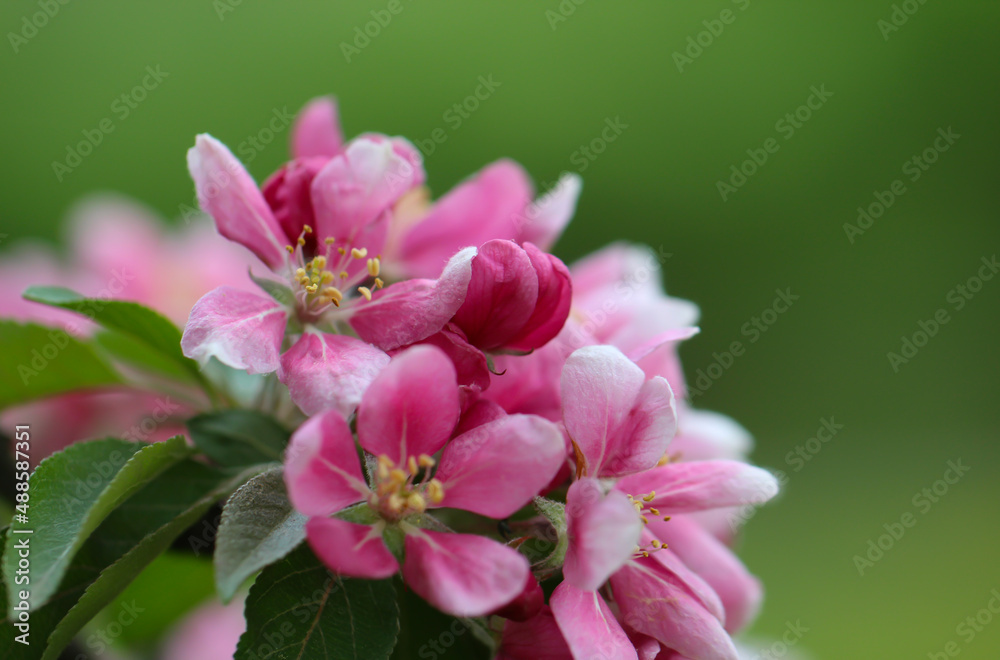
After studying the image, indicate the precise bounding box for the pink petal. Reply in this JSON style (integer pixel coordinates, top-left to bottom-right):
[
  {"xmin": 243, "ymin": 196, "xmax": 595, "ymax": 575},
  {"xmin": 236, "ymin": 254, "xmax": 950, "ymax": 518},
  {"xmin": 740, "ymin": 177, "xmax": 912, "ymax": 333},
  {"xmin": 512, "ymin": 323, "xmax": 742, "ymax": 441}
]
[
  {"xmin": 550, "ymin": 582, "xmax": 638, "ymax": 660},
  {"xmin": 309, "ymin": 137, "xmax": 418, "ymax": 250},
  {"xmin": 434, "ymin": 414, "xmax": 565, "ymax": 518},
  {"xmin": 181, "ymin": 286, "xmax": 287, "ymax": 374},
  {"xmin": 279, "ymin": 332, "xmax": 390, "ymax": 417},
  {"xmin": 187, "ymin": 135, "xmax": 289, "ymax": 269},
  {"xmin": 357, "ymin": 346, "xmax": 460, "ymax": 463},
  {"xmin": 491, "ymin": 573, "xmax": 544, "ymax": 622},
  {"xmin": 402, "ymin": 530, "xmax": 528, "ymax": 617},
  {"xmin": 284, "ymin": 410, "xmax": 368, "ymax": 517},
  {"xmin": 504, "ymin": 243, "xmax": 573, "ymax": 352},
  {"xmin": 306, "ymin": 517, "xmax": 398, "ymax": 579},
  {"xmin": 412, "ymin": 325, "xmax": 490, "ymax": 392},
  {"xmin": 649, "ymin": 517, "xmax": 762, "ymax": 633},
  {"xmin": 643, "ymin": 536, "xmax": 726, "ymax": 622},
  {"xmin": 350, "ymin": 247, "xmax": 475, "ymax": 350},
  {"xmin": 498, "ymin": 607, "xmax": 574, "ymax": 660},
  {"xmin": 291, "ymin": 96, "xmax": 344, "ymax": 159},
  {"xmin": 611, "ymin": 559, "xmax": 738, "ymax": 660},
  {"xmin": 668, "ymin": 409, "xmax": 754, "ymax": 462},
  {"xmin": 451, "ymin": 239, "xmax": 538, "ymax": 351},
  {"xmin": 561, "ymin": 346, "xmax": 676, "ymax": 478},
  {"xmin": 614, "ymin": 461, "xmax": 778, "ymax": 514},
  {"xmin": 515, "ymin": 172, "xmax": 582, "ymax": 252},
  {"xmin": 399, "ymin": 160, "xmax": 533, "ymax": 278},
  {"xmin": 563, "ymin": 478, "xmax": 642, "ymax": 591}
]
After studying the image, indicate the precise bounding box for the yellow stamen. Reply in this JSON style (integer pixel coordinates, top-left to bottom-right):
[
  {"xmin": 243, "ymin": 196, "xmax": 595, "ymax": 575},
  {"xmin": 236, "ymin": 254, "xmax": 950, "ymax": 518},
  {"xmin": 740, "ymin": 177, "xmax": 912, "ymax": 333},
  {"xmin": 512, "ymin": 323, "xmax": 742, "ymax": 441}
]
[
  {"xmin": 367, "ymin": 257, "xmax": 381, "ymax": 277},
  {"xmin": 358, "ymin": 286, "xmax": 372, "ymax": 301},
  {"xmin": 351, "ymin": 247, "xmax": 368, "ymax": 259},
  {"xmin": 313, "ymin": 255, "xmax": 327, "ymax": 270},
  {"xmin": 374, "ymin": 277, "xmax": 384, "ymax": 289},
  {"xmin": 303, "ymin": 225, "xmax": 313, "ymax": 234},
  {"xmin": 418, "ymin": 454, "xmax": 435, "ymax": 468},
  {"xmin": 407, "ymin": 456, "xmax": 418, "ymax": 475},
  {"xmin": 426, "ymin": 479, "xmax": 445, "ymax": 504},
  {"xmin": 324, "ymin": 237, "xmax": 336, "ymax": 245},
  {"xmin": 643, "ymin": 492, "xmax": 656, "ymax": 502},
  {"xmin": 297, "ymin": 236, "xmax": 306, "ymax": 246},
  {"xmin": 338, "ymin": 247, "xmax": 347, "ymax": 255},
  {"xmin": 406, "ymin": 492, "xmax": 426, "ymax": 512},
  {"xmin": 340, "ymin": 270, "xmax": 349, "ymax": 279}
]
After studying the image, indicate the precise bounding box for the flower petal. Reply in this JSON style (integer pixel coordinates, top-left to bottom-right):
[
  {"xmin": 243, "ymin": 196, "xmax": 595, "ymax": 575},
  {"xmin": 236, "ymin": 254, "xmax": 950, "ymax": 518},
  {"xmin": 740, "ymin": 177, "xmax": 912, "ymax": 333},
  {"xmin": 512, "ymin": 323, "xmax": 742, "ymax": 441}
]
[
  {"xmin": 515, "ymin": 172, "xmax": 582, "ymax": 252},
  {"xmin": 504, "ymin": 243, "xmax": 573, "ymax": 352},
  {"xmin": 279, "ymin": 332, "xmax": 389, "ymax": 417},
  {"xmin": 350, "ymin": 246, "xmax": 475, "ymax": 351},
  {"xmin": 284, "ymin": 410, "xmax": 368, "ymax": 517},
  {"xmin": 187, "ymin": 134, "xmax": 289, "ymax": 269},
  {"xmin": 561, "ymin": 346, "xmax": 676, "ymax": 477},
  {"xmin": 402, "ymin": 530, "xmax": 529, "ymax": 617},
  {"xmin": 649, "ymin": 516, "xmax": 762, "ymax": 633},
  {"xmin": 669, "ymin": 409, "xmax": 754, "ymax": 462},
  {"xmin": 399, "ymin": 160, "xmax": 532, "ymax": 278},
  {"xmin": 181, "ymin": 286, "xmax": 286, "ymax": 374},
  {"xmin": 497, "ymin": 607, "xmax": 574, "ymax": 660},
  {"xmin": 614, "ymin": 461, "xmax": 778, "ymax": 514},
  {"xmin": 451, "ymin": 239, "xmax": 538, "ymax": 351},
  {"xmin": 357, "ymin": 346, "xmax": 460, "ymax": 463},
  {"xmin": 291, "ymin": 96, "xmax": 344, "ymax": 159},
  {"xmin": 434, "ymin": 414, "xmax": 565, "ymax": 518},
  {"xmin": 306, "ymin": 517, "xmax": 398, "ymax": 579},
  {"xmin": 550, "ymin": 582, "xmax": 638, "ymax": 660},
  {"xmin": 310, "ymin": 137, "xmax": 418, "ymax": 249},
  {"xmin": 563, "ymin": 478, "xmax": 642, "ymax": 592},
  {"xmin": 612, "ymin": 559, "xmax": 738, "ymax": 660}
]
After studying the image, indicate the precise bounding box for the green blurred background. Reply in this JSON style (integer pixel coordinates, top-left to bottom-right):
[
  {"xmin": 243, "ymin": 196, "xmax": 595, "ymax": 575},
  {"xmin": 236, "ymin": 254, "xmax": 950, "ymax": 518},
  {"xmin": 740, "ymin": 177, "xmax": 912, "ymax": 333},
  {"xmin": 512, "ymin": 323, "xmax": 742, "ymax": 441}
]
[{"xmin": 2, "ymin": 1, "xmax": 998, "ymax": 658}]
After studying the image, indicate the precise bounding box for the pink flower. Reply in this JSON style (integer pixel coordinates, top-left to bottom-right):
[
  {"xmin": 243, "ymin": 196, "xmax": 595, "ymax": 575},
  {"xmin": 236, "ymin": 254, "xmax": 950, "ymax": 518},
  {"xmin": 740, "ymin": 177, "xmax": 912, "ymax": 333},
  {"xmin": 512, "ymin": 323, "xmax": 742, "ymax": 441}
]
[
  {"xmin": 549, "ymin": 346, "xmax": 779, "ymax": 660},
  {"xmin": 181, "ymin": 127, "xmax": 476, "ymax": 416},
  {"xmin": 497, "ymin": 606, "xmax": 575, "ymax": 660},
  {"xmin": 284, "ymin": 345, "xmax": 566, "ymax": 616},
  {"xmin": 161, "ymin": 598, "xmax": 245, "ymax": 660}
]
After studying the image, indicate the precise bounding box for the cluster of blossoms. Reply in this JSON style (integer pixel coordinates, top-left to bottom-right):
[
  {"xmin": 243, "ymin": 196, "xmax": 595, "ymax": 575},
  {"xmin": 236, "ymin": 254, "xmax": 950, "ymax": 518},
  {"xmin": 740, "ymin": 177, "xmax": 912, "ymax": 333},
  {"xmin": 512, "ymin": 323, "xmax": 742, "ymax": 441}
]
[{"xmin": 175, "ymin": 97, "xmax": 779, "ymax": 660}]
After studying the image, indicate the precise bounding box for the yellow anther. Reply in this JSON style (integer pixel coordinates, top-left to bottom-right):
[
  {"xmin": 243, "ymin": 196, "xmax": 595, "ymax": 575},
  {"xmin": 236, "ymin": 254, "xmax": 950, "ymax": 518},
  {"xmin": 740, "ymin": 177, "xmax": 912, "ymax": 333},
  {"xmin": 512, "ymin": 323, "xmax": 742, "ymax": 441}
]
[
  {"xmin": 426, "ymin": 479, "xmax": 445, "ymax": 504},
  {"xmin": 305, "ymin": 284, "xmax": 318, "ymax": 293},
  {"xmin": 389, "ymin": 468, "xmax": 407, "ymax": 485},
  {"xmin": 322, "ymin": 287, "xmax": 343, "ymax": 304},
  {"xmin": 641, "ymin": 516, "xmax": 649, "ymax": 525},
  {"xmin": 649, "ymin": 508, "xmax": 660, "ymax": 516},
  {"xmin": 351, "ymin": 247, "xmax": 368, "ymax": 259},
  {"xmin": 662, "ymin": 515, "xmax": 671, "ymax": 522},
  {"xmin": 310, "ymin": 276, "xmax": 320, "ymax": 284},
  {"xmin": 338, "ymin": 247, "xmax": 347, "ymax": 255},
  {"xmin": 367, "ymin": 257, "xmax": 381, "ymax": 277},
  {"xmin": 651, "ymin": 539, "xmax": 662, "ymax": 549},
  {"xmin": 313, "ymin": 255, "xmax": 327, "ymax": 270},
  {"xmin": 340, "ymin": 270, "xmax": 349, "ymax": 279},
  {"xmin": 377, "ymin": 456, "xmax": 392, "ymax": 480},
  {"xmin": 374, "ymin": 277, "xmax": 384, "ymax": 289},
  {"xmin": 285, "ymin": 245, "xmax": 294, "ymax": 253},
  {"xmin": 321, "ymin": 271, "xmax": 335, "ymax": 284},
  {"xmin": 324, "ymin": 237, "xmax": 336, "ymax": 245},
  {"xmin": 407, "ymin": 456, "xmax": 418, "ymax": 475},
  {"xmin": 303, "ymin": 225, "xmax": 313, "ymax": 234},
  {"xmin": 406, "ymin": 492, "xmax": 427, "ymax": 512},
  {"xmin": 295, "ymin": 268, "xmax": 307, "ymax": 279},
  {"xmin": 418, "ymin": 454, "xmax": 435, "ymax": 468},
  {"xmin": 633, "ymin": 502, "xmax": 643, "ymax": 512},
  {"xmin": 643, "ymin": 492, "xmax": 656, "ymax": 502},
  {"xmin": 297, "ymin": 237, "xmax": 306, "ymax": 246},
  {"xmin": 387, "ymin": 493, "xmax": 405, "ymax": 513},
  {"xmin": 358, "ymin": 286, "xmax": 372, "ymax": 301}
]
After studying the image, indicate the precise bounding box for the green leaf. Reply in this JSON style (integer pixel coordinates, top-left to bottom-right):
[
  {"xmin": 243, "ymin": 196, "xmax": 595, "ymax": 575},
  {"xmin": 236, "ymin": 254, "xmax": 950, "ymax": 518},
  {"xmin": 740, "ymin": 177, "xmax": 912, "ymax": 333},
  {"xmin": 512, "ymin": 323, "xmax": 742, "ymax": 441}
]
[
  {"xmin": 236, "ymin": 544, "xmax": 399, "ymax": 660},
  {"xmin": 0, "ymin": 458, "xmax": 255, "ymax": 659},
  {"xmin": 39, "ymin": 462, "xmax": 271, "ymax": 660},
  {"xmin": 22, "ymin": 286, "xmax": 201, "ymax": 383},
  {"xmin": 2, "ymin": 436, "xmax": 192, "ymax": 611},
  {"xmin": 93, "ymin": 328, "xmax": 196, "ymax": 383},
  {"xmin": 187, "ymin": 410, "xmax": 290, "ymax": 467},
  {"xmin": 214, "ymin": 467, "xmax": 307, "ymax": 602},
  {"xmin": 0, "ymin": 321, "xmax": 122, "ymax": 408}
]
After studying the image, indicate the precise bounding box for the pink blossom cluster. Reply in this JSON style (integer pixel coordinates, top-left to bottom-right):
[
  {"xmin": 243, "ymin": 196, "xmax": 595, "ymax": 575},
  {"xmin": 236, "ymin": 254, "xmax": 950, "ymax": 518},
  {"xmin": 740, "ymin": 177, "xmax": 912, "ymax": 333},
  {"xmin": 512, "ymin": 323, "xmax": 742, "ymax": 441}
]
[{"xmin": 176, "ymin": 97, "xmax": 779, "ymax": 659}]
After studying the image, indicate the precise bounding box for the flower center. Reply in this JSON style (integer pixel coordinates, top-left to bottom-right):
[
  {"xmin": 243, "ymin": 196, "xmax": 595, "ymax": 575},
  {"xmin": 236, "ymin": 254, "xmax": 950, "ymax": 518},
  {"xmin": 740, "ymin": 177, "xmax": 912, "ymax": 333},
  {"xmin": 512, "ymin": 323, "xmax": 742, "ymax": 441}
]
[
  {"xmin": 283, "ymin": 225, "xmax": 386, "ymax": 318},
  {"xmin": 368, "ymin": 453, "xmax": 445, "ymax": 521}
]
